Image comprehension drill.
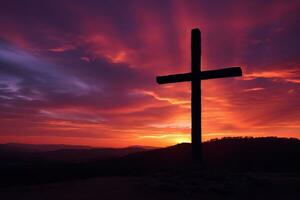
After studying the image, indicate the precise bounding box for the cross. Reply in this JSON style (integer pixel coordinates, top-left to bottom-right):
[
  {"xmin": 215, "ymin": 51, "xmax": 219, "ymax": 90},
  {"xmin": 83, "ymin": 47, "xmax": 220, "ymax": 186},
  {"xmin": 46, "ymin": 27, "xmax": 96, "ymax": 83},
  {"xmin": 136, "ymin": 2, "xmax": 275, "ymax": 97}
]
[{"xmin": 156, "ymin": 28, "xmax": 242, "ymax": 161}]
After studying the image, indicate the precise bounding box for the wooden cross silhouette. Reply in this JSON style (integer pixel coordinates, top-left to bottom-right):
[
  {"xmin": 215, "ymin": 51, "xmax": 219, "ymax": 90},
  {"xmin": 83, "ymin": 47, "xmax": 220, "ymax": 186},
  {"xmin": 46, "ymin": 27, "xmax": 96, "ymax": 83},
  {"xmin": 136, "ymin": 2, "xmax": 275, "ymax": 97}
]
[{"xmin": 156, "ymin": 28, "xmax": 242, "ymax": 161}]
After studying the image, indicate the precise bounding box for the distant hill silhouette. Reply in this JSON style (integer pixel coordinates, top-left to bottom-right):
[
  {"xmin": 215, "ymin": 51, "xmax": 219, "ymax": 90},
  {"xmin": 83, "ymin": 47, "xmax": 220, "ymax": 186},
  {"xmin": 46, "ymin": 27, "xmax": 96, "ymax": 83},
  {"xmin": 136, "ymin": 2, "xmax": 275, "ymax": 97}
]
[
  {"xmin": 0, "ymin": 143, "xmax": 92, "ymax": 152},
  {"xmin": 0, "ymin": 144, "xmax": 151, "ymax": 163},
  {"xmin": 0, "ymin": 143, "xmax": 156, "ymax": 153},
  {"xmin": 1, "ymin": 137, "xmax": 300, "ymax": 187}
]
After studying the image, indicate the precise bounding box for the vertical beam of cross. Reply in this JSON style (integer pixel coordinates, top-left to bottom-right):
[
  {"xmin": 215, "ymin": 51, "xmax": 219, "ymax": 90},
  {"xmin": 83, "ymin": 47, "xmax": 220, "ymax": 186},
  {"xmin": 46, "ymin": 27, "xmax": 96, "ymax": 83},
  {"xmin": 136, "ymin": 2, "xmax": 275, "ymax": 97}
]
[{"xmin": 191, "ymin": 29, "xmax": 202, "ymax": 160}]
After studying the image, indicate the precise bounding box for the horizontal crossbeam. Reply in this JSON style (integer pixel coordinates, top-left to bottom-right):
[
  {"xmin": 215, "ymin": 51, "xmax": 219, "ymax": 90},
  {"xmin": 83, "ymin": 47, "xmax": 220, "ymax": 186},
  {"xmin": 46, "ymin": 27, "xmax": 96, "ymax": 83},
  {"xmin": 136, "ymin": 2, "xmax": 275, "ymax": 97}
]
[
  {"xmin": 156, "ymin": 67, "xmax": 242, "ymax": 84},
  {"xmin": 201, "ymin": 67, "xmax": 242, "ymax": 80},
  {"xmin": 156, "ymin": 72, "xmax": 191, "ymax": 84}
]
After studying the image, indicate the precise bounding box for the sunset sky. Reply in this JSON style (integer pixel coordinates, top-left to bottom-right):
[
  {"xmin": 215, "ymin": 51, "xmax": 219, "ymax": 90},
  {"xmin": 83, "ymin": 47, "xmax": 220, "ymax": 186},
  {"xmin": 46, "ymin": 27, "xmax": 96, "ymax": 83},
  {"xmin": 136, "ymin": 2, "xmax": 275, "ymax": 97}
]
[{"xmin": 0, "ymin": 0, "xmax": 300, "ymax": 147}]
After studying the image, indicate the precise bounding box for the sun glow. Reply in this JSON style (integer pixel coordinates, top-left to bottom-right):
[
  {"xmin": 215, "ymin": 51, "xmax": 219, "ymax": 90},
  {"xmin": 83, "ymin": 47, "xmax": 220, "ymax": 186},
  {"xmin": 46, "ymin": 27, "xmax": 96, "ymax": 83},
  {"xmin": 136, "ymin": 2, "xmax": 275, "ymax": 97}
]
[{"xmin": 172, "ymin": 134, "xmax": 190, "ymax": 144}]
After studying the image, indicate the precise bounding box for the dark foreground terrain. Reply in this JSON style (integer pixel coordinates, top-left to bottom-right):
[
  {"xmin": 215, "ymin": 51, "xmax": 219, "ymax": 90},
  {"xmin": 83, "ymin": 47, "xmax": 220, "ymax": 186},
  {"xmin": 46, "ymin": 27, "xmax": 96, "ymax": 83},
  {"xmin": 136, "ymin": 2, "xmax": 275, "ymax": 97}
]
[
  {"xmin": 1, "ymin": 137, "xmax": 300, "ymax": 199},
  {"xmin": 1, "ymin": 171, "xmax": 300, "ymax": 200}
]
